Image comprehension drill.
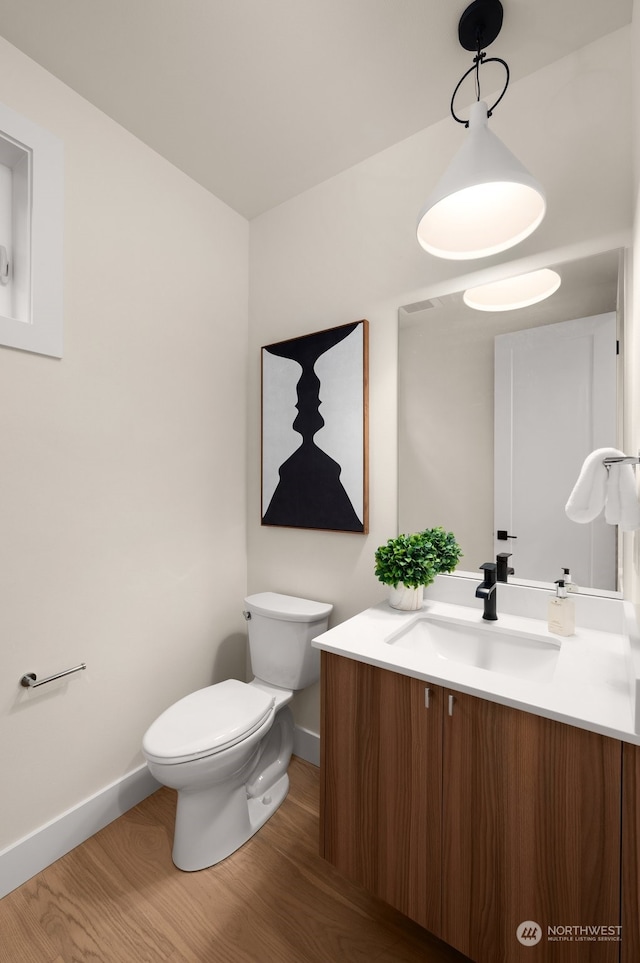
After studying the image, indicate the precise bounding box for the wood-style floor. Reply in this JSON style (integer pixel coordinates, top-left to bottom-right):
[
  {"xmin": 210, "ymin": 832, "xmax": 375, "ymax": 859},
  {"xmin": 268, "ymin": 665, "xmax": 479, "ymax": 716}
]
[{"xmin": 0, "ymin": 756, "xmax": 470, "ymax": 963}]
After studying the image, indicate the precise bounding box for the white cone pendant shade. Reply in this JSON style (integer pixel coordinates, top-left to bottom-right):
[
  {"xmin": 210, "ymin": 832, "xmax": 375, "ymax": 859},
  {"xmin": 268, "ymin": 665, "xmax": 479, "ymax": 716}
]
[{"xmin": 417, "ymin": 101, "xmax": 546, "ymax": 260}]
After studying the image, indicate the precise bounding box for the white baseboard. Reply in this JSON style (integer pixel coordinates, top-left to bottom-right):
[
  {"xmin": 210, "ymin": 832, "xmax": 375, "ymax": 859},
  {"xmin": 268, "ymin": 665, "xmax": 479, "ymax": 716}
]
[
  {"xmin": 293, "ymin": 724, "xmax": 320, "ymax": 767},
  {"xmin": 0, "ymin": 764, "xmax": 160, "ymax": 900},
  {"xmin": 1, "ymin": 726, "xmax": 320, "ymax": 901}
]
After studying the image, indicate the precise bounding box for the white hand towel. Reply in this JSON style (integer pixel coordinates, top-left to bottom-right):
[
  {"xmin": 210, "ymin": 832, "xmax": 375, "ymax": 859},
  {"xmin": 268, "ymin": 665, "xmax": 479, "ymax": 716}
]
[
  {"xmin": 565, "ymin": 447, "xmax": 624, "ymax": 523},
  {"xmin": 605, "ymin": 461, "xmax": 640, "ymax": 531}
]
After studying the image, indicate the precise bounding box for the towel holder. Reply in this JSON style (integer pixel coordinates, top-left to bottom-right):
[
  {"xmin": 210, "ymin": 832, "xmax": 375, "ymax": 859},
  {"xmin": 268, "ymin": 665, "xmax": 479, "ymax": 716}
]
[
  {"xmin": 603, "ymin": 453, "xmax": 640, "ymax": 470},
  {"xmin": 20, "ymin": 662, "xmax": 87, "ymax": 688}
]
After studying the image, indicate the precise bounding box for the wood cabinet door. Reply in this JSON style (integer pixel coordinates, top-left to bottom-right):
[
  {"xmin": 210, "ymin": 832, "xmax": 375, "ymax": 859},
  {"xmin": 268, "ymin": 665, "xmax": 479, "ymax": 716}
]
[
  {"xmin": 375, "ymin": 668, "xmax": 443, "ymax": 933},
  {"xmin": 622, "ymin": 742, "xmax": 640, "ymax": 963},
  {"xmin": 320, "ymin": 653, "xmax": 443, "ymax": 934},
  {"xmin": 442, "ymin": 690, "xmax": 622, "ymax": 963},
  {"xmin": 320, "ymin": 652, "xmax": 380, "ymax": 892}
]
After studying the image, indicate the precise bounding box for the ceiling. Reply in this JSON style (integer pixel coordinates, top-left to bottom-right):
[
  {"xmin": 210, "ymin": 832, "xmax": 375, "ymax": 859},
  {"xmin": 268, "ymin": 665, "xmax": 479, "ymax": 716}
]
[{"xmin": 0, "ymin": 0, "xmax": 632, "ymax": 219}]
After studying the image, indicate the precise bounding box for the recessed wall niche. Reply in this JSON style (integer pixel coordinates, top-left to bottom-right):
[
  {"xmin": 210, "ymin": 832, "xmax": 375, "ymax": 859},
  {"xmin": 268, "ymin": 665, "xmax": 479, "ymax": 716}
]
[{"xmin": 0, "ymin": 102, "xmax": 63, "ymax": 358}]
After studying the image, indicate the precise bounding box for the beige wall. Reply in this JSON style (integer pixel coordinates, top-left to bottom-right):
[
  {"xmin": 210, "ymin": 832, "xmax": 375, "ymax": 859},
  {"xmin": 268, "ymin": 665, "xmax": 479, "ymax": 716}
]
[
  {"xmin": 0, "ymin": 38, "xmax": 249, "ymax": 849},
  {"xmin": 249, "ymin": 27, "xmax": 633, "ymax": 732}
]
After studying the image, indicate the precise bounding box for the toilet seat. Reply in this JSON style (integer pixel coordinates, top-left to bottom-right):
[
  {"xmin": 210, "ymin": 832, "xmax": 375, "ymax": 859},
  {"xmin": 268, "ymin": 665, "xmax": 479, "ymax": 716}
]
[{"xmin": 142, "ymin": 679, "xmax": 275, "ymax": 765}]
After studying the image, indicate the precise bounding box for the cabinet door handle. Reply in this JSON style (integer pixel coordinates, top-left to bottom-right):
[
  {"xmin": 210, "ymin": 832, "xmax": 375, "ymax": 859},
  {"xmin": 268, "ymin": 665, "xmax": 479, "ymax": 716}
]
[
  {"xmin": 448, "ymin": 694, "xmax": 455, "ymax": 716},
  {"xmin": 425, "ymin": 687, "xmax": 432, "ymax": 709}
]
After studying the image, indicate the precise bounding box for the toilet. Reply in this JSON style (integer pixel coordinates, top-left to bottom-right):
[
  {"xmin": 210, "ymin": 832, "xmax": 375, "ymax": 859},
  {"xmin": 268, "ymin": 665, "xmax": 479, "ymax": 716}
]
[{"xmin": 141, "ymin": 592, "xmax": 332, "ymax": 872}]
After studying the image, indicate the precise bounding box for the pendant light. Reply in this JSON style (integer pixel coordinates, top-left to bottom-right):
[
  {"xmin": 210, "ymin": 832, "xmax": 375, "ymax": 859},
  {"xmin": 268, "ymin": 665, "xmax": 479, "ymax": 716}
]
[{"xmin": 417, "ymin": 0, "xmax": 546, "ymax": 260}]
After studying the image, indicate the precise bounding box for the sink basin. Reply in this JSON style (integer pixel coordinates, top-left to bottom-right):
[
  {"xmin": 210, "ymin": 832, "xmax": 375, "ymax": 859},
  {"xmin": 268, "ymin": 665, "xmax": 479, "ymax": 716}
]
[{"xmin": 387, "ymin": 613, "xmax": 561, "ymax": 682}]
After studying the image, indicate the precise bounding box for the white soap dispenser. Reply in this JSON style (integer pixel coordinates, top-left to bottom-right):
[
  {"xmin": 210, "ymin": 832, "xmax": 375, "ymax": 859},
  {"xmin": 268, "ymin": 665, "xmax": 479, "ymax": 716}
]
[{"xmin": 548, "ymin": 579, "xmax": 575, "ymax": 636}]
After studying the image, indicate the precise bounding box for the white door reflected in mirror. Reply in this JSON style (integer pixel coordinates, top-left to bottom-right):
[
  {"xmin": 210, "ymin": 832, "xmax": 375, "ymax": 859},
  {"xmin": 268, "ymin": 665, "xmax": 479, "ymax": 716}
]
[{"xmin": 494, "ymin": 313, "xmax": 617, "ymax": 590}]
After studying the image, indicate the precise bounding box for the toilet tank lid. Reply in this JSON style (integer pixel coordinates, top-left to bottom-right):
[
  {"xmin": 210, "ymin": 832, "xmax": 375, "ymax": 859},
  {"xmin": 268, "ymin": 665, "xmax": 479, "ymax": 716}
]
[{"xmin": 244, "ymin": 592, "xmax": 333, "ymax": 623}]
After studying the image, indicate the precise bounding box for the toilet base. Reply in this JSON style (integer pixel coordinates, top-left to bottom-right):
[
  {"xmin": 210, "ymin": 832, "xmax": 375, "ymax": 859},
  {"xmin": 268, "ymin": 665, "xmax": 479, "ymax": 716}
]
[
  {"xmin": 171, "ymin": 705, "xmax": 294, "ymax": 872},
  {"xmin": 172, "ymin": 772, "xmax": 289, "ymax": 872}
]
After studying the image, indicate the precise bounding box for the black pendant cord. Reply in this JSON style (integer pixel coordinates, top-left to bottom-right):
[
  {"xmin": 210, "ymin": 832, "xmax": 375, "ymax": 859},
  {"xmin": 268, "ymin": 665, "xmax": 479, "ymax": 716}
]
[{"xmin": 474, "ymin": 40, "xmax": 483, "ymax": 99}]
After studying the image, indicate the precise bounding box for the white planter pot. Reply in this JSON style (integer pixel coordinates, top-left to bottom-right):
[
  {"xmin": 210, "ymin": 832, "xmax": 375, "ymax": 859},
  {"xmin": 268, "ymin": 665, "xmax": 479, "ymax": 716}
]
[{"xmin": 388, "ymin": 584, "xmax": 424, "ymax": 611}]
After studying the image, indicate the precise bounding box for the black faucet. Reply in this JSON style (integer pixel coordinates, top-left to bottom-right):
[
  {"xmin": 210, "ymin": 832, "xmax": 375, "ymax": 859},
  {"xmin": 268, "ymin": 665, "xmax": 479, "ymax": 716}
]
[
  {"xmin": 475, "ymin": 562, "xmax": 498, "ymax": 620},
  {"xmin": 496, "ymin": 552, "xmax": 514, "ymax": 583}
]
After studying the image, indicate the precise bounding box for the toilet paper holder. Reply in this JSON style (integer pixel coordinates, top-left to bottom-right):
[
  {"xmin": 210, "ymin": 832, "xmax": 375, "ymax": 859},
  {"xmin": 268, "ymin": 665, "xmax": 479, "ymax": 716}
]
[{"xmin": 20, "ymin": 662, "xmax": 87, "ymax": 688}]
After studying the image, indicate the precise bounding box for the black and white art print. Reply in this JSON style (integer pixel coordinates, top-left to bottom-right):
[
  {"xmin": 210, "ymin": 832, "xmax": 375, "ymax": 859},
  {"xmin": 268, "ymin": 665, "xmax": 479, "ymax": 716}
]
[{"xmin": 261, "ymin": 320, "xmax": 369, "ymax": 533}]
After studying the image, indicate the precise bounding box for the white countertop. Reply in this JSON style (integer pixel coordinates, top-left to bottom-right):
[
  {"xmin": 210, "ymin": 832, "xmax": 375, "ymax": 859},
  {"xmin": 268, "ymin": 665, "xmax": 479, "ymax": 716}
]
[{"xmin": 312, "ymin": 576, "xmax": 640, "ymax": 746}]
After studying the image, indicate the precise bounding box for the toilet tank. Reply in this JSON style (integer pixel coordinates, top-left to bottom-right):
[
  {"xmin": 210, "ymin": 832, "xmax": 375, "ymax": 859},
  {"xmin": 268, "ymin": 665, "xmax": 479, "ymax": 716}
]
[{"xmin": 243, "ymin": 592, "xmax": 333, "ymax": 690}]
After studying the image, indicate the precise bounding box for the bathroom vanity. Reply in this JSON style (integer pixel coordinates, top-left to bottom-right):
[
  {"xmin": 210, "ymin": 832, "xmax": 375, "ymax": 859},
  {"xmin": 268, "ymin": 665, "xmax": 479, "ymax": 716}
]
[{"xmin": 313, "ymin": 576, "xmax": 640, "ymax": 963}]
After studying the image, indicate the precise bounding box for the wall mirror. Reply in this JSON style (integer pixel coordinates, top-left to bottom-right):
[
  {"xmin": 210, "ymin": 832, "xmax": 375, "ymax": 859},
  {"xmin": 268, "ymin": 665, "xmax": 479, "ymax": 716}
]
[{"xmin": 398, "ymin": 248, "xmax": 624, "ymax": 597}]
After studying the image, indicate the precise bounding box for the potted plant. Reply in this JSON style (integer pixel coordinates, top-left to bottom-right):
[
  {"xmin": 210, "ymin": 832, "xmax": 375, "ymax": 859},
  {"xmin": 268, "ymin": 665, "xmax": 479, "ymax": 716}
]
[{"xmin": 374, "ymin": 526, "xmax": 462, "ymax": 610}]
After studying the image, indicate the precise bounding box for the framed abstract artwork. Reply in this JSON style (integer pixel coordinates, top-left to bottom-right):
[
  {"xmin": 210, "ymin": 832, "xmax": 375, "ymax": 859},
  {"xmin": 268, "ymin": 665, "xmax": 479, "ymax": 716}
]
[{"xmin": 261, "ymin": 320, "xmax": 369, "ymax": 533}]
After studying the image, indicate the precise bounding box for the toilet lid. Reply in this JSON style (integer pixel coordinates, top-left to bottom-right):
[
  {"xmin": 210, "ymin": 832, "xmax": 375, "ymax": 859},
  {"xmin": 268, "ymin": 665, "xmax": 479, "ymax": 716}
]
[{"xmin": 142, "ymin": 679, "xmax": 275, "ymax": 764}]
